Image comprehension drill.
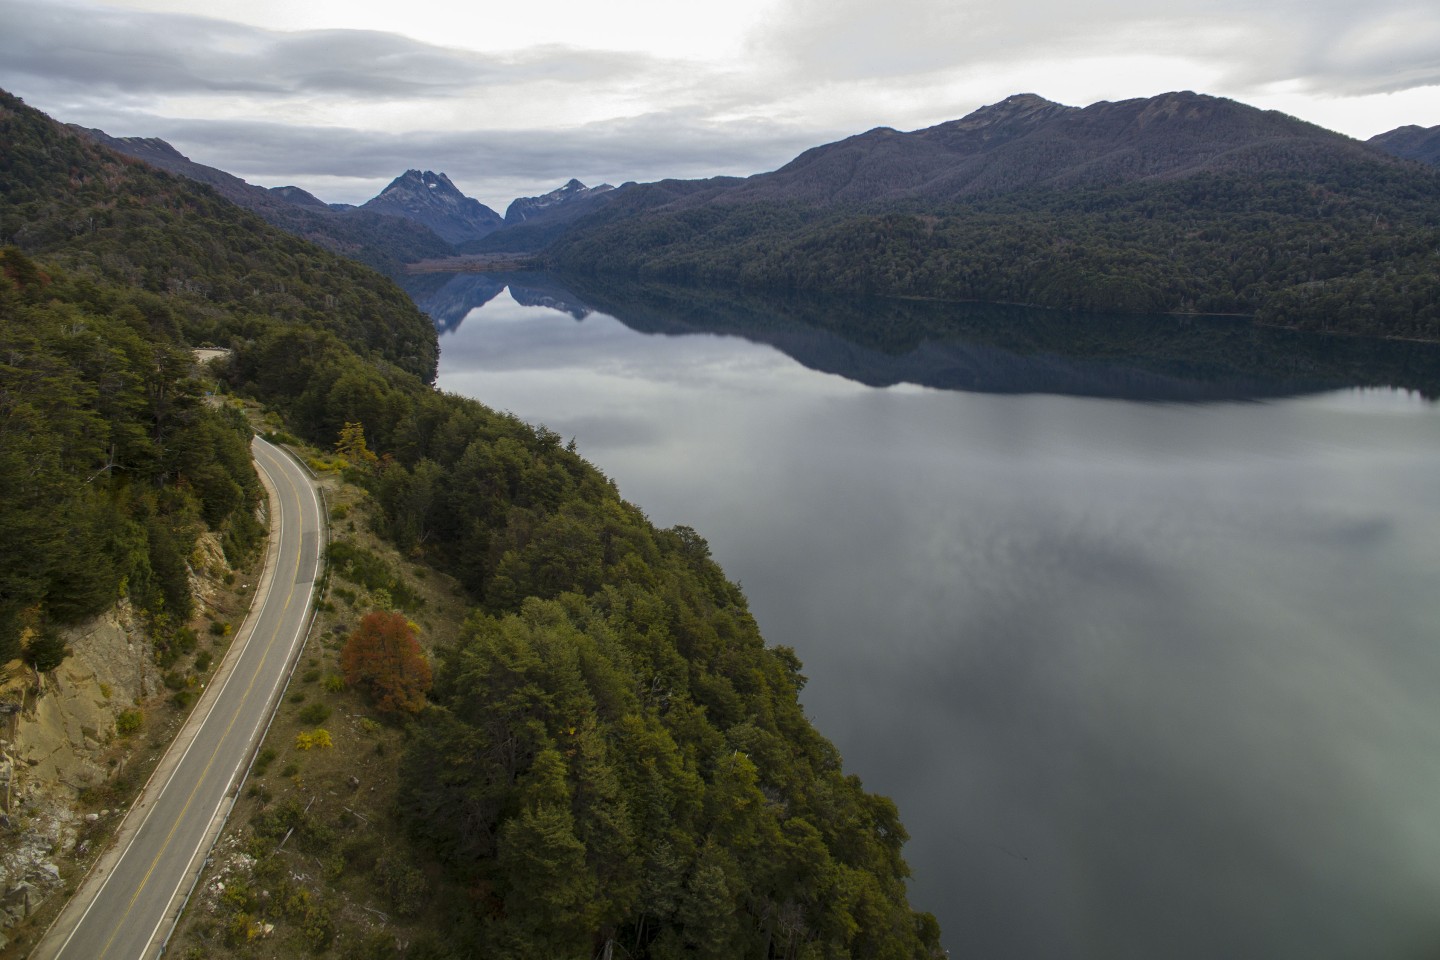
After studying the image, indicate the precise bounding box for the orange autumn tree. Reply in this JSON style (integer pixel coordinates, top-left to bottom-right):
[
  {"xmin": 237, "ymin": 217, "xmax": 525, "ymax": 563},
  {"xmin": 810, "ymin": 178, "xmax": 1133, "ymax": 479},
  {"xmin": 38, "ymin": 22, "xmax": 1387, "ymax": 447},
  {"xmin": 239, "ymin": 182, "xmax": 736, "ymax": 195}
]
[{"xmin": 341, "ymin": 611, "xmax": 432, "ymax": 716}]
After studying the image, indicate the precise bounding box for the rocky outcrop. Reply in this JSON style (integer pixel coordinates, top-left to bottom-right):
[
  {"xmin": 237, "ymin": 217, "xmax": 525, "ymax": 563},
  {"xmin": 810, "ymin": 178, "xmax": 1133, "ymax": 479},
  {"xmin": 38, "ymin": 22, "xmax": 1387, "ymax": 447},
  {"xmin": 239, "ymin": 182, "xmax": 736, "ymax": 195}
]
[
  {"xmin": 0, "ymin": 599, "xmax": 157, "ymax": 939},
  {"xmin": 0, "ymin": 531, "xmax": 231, "ymax": 940},
  {"xmin": 6, "ymin": 601, "xmax": 159, "ymax": 794}
]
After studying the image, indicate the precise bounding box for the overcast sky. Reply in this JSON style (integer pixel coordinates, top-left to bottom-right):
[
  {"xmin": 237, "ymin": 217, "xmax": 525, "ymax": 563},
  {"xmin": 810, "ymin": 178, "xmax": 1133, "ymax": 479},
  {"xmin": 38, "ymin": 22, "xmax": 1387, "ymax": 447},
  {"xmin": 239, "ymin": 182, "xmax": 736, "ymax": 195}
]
[{"xmin": 3, "ymin": 0, "xmax": 1437, "ymax": 210}]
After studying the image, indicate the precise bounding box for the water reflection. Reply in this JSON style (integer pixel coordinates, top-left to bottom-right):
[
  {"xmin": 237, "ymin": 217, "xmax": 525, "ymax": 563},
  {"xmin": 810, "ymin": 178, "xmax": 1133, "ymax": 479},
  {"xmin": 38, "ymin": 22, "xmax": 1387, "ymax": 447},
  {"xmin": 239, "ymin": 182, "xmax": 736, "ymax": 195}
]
[
  {"xmin": 402, "ymin": 270, "xmax": 1440, "ymax": 400},
  {"xmin": 420, "ymin": 276, "xmax": 1440, "ymax": 958}
]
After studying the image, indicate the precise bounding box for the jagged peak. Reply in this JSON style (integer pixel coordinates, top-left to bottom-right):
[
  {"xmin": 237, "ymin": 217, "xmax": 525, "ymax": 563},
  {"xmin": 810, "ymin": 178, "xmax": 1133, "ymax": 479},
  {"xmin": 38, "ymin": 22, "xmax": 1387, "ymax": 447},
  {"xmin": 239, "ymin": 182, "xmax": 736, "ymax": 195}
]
[{"xmin": 380, "ymin": 169, "xmax": 463, "ymax": 195}]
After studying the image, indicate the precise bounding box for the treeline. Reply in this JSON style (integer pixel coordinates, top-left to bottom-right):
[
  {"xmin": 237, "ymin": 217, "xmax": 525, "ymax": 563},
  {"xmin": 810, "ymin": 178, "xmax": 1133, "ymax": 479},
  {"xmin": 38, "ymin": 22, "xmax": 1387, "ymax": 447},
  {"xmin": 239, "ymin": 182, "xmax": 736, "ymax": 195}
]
[
  {"xmin": 549, "ymin": 166, "xmax": 1440, "ymax": 341},
  {"xmin": 2, "ymin": 90, "xmax": 942, "ymax": 955},
  {"xmin": 0, "ymin": 248, "xmax": 264, "ymax": 665}
]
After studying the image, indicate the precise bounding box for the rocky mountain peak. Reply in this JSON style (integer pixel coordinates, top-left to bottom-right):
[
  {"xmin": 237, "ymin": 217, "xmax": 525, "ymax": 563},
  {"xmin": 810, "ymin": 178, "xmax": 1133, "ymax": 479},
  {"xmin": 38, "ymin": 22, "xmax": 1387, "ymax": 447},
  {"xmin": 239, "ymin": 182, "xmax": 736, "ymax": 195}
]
[
  {"xmin": 361, "ymin": 170, "xmax": 503, "ymax": 246},
  {"xmin": 504, "ymin": 179, "xmax": 615, "ymax": 225}
]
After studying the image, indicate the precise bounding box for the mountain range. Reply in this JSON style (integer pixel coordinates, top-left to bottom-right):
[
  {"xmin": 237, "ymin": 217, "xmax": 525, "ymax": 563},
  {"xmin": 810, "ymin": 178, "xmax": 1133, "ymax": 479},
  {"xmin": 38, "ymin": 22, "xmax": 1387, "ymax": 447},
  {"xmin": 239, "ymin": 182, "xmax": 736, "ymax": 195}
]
[
  {"xmin": 69, "ymin": 126, "xmax": 454, "ymax": 276},
  {"xmin": 66, "ymin": 127, "xmax": 609, "ymax": 275},
  {"xmin": 545, "ymin": 92, "xmax": 1440, "ymax": 340},
  {"xmin": 61, "ymin": 91, "xmax": 1440, "ymax": 340}
]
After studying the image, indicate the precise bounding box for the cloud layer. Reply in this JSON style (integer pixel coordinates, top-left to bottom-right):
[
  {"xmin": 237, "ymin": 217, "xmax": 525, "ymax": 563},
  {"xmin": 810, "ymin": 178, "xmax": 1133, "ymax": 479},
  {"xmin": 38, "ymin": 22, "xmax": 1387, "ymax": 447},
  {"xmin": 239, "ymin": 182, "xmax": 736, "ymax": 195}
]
[{"xmin": 2, "ymin": 0, "xmax": 1437, "ymax": 208}]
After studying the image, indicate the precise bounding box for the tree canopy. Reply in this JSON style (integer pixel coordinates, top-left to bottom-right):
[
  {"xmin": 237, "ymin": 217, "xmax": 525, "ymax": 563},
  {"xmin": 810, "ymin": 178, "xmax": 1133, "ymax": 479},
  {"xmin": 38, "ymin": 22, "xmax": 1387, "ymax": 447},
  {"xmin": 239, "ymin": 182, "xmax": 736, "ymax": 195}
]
[{"xmin": 341, "ymin": 610, "xmax": 432, "ymax": 716}]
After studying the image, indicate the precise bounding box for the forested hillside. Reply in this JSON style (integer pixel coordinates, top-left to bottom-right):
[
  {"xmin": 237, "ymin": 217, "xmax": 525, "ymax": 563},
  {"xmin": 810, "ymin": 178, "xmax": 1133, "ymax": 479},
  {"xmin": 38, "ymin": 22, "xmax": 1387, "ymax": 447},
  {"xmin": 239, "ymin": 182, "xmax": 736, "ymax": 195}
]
[
  {"xmin": 550, "ymin": 94, "xmax": 1440, "ymax": 340},
  {"xmin": 1, "ymin": 90, "xmax": 438, "ymax": 383},
  {"xmin": 0, "ymin": 247, "xmax": 264, "ymax": 669},
  {"xmin": 73, "ymin": 126, "xmax": 457, "ymax": 278},
  {"xmin": 1, "ymin": 89, "xmax": 942, "ymax": 958},
  {"xmin": 1370, "ymin": 124, "xmax": 1440, "ymax": 166}
]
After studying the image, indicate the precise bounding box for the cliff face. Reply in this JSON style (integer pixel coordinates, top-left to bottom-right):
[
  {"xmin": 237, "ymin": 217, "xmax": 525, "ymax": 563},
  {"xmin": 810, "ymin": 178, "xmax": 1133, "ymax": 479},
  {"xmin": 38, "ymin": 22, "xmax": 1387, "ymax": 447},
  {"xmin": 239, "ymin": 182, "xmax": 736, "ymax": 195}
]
[
  {"xmin": 0, "ymin": 601, "xmax": 160, "ymax": 936},
  {"xmin": 0, "ymin": 531, "xmax": 233, "ymax": 940}
]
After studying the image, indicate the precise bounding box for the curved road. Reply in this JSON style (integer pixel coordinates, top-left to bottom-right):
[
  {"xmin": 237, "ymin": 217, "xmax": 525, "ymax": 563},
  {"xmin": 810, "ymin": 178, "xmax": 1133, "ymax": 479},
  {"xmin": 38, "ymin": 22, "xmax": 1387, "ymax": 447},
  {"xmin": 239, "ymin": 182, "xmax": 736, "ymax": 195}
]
[{"xmin": 37, "ymin": 437, "xmax": 323, "ymax": 960}]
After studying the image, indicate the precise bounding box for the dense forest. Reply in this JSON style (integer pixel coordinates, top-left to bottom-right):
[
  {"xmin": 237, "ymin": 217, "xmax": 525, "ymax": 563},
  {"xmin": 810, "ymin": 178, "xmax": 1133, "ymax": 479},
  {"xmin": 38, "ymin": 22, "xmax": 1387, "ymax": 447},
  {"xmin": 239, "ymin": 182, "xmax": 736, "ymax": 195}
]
[
  {"xmin": 0, "ymin": 246, "xmax": 264, "ymax": 668},
  {"xmin": 550, "ymin": 164, "xmax": 1440, "ymax": 341},
  {"xmin": 1, "ymin": 90, "xmax": 942, "ymax": 957}
]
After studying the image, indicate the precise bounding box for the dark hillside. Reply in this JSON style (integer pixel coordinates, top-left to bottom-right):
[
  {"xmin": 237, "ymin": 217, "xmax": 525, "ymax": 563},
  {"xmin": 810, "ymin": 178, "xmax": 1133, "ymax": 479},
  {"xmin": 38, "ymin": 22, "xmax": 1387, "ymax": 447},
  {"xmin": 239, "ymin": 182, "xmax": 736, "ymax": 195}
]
[
  {"xmin": 2, "ymin": 91, "xmax": 437, "ymax": 381},
  {"xmin": 1370, "ymin": 124, "xmax": 1440, "ymax": 166},
  {"xmin": 550, "ymin": 92, "xmax": 1440, "ymax": 340},
  {"xmin": 0, "ymin": 245, "xmax": 266, "ymax": 667}
]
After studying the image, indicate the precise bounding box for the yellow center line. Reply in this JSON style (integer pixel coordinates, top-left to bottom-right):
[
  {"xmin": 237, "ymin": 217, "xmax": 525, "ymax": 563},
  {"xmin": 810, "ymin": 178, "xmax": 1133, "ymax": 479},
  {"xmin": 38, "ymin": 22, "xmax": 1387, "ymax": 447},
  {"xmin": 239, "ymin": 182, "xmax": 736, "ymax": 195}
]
[{"xmin": 91, "ymin": 442, "xmax": 310, "ymax": 960}]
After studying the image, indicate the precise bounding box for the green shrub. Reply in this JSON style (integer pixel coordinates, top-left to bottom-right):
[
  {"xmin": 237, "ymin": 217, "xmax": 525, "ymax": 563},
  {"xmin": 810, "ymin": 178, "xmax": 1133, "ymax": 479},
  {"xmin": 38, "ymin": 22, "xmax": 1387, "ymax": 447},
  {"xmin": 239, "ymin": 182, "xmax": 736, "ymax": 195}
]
[
  {"xmin": 23, "ymin": 633, "xmax": 69, "ymax": 672},
  {"xmin": 298, "ymin": 702, "xmax": 331, "ymax": 725},
  {"xmin": 115, "ymin": 709, "xmax": 143, "ymax": 736},
  {"xmin": 325, "ymin": 541, "xmax": 424, "ymax": 611},
  {"xmin": 253, "ymin": 747, "xmax": 277, "ymax": 776}
]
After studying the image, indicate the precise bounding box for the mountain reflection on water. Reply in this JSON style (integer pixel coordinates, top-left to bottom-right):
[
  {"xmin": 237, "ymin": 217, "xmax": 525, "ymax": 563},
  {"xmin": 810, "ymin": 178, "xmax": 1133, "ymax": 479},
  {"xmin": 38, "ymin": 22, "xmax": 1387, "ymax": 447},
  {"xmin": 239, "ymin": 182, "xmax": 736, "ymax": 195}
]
[{"xmin": 400, "ymin": 270, "xmax": 1440, "ymax": 401}]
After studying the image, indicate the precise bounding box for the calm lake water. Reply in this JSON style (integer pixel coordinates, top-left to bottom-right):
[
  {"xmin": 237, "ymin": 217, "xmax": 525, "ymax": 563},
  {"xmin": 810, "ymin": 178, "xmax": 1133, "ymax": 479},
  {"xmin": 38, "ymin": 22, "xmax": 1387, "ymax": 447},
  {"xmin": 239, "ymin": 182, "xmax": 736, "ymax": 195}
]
[{"xmin": 417, "ymin": 273, "xmax": 1440, "ymax": 958}]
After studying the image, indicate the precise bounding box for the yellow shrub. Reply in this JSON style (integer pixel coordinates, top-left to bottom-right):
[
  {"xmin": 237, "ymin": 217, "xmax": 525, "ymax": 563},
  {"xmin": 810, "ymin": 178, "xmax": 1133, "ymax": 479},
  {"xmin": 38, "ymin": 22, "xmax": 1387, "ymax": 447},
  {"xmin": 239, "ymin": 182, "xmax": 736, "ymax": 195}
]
[{"xmin": 295, "ymin": 728, "xmax": 333, "ymax": 750}]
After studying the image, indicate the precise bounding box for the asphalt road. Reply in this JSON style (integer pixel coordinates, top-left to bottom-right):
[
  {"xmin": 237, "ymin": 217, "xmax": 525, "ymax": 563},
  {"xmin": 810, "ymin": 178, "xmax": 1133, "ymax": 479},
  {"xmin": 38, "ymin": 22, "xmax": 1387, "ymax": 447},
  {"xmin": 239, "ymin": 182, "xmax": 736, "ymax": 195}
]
[{"xmin": 36, "ymin": 436, "xmax": 323, "ymax": 960}]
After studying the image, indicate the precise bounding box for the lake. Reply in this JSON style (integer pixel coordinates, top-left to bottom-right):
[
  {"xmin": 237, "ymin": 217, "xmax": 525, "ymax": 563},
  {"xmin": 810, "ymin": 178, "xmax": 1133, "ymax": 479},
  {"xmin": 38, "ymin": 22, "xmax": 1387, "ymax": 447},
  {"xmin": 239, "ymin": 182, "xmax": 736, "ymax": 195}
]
[{"xmin": 414, "ymin": 272, "xmax": 1440, "ymax": 958}]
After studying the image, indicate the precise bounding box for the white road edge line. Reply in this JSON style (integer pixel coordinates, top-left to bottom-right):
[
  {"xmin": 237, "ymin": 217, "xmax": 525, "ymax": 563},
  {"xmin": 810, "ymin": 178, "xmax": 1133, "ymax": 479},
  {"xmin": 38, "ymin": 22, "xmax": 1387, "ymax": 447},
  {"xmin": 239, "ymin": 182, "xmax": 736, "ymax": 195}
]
[
  {"xmin": 140, "ymin": 439, "xmax": 324, "ymax": 957},
  {"xmin": 47, "ymin": 436, "xmax": 318, "ymax": 960}
]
